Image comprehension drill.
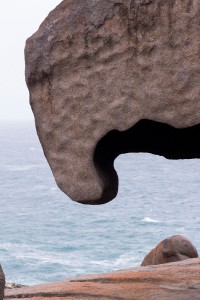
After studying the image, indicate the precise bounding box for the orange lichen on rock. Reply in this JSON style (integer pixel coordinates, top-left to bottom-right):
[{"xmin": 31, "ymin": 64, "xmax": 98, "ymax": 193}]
[{"xmin": 5, "ymin": 258, "xmax": 200, "ymax": 300}]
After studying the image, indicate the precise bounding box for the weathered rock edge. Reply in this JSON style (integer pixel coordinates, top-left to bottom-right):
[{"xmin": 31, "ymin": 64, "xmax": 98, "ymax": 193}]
[
  {"xmin": 25, "ymin": 0, "xmax": 200, "ymax": 204},
  {"xmin": 5, "ymin": 258, "xmax": 200, "ymax": 300},
  {"xmin": 0, "ymin": 265, "xmax": 5, "ymax": 300}
]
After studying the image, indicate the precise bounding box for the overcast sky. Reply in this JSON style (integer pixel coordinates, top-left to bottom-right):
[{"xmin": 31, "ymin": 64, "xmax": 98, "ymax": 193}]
[{"xmin": 0, "ymin": 0, "xmax": 61, "ymax": 121}]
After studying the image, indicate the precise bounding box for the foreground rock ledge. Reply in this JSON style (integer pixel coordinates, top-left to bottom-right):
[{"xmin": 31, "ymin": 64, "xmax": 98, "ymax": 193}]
[
  {"xmin": 25, "ymin": 0, "xmax": 200, "ymax": 204},
  {"xmin": 5, "ymin": 259, "xmax": 200, "ymax": 300}
]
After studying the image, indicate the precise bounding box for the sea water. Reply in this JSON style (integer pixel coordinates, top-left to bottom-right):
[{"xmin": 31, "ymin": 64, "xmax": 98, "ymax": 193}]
[{"xmin": 0, "ymin": 121, "xmax": 200, "ymax": 285}]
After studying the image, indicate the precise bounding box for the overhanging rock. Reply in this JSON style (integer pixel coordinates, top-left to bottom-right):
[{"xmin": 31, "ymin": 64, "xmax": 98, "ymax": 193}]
[{"xmin": 25, "ymin": 0, "xmax": 200, "ymax": 204}]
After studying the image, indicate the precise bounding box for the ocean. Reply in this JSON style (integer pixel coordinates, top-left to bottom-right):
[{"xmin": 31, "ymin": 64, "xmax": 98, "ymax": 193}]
[{"xmin": 0, "ymin": 121, "xmax": 200, "ymax": 285}]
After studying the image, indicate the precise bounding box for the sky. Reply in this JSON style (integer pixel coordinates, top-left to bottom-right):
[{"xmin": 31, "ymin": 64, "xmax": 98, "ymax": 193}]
[{"xmin": 0, "ymin": 0, "xmax": 61, "ymax": 121}]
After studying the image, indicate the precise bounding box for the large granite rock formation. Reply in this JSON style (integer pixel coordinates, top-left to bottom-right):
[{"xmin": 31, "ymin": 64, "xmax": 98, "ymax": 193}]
[
  {"xmin": 0, "ymin": 265, "xmax": 5, "ymax": 300},
  {"xmin": 5, "ymin": 259, "xmax": 200, "ymax": 300},
  {"xmin": 141, "ymin": 235, "xmax": 198, "ymax": 266},
  {"xmin": 25, "ymin": 0, "xmax": 200, "ymax": 204}
]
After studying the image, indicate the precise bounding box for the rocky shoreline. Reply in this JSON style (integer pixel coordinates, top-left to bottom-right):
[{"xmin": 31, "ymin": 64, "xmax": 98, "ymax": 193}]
[
  {"xmin": 4, "ymin": 258, "xmax": 200, "ymax": 300},
  {"xmin": 5, "ymin": 283, "xmax": 27, "ymax": 290},
  {"xmin": 4, "ymin": 235, "xmax": 199, "ymax": 299}
]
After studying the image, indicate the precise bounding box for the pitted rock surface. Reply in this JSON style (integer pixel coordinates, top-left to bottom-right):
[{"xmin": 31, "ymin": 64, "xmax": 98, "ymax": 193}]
[
  {"xmin": 141, "ymin": 235, "xmax": 198, "ymax": 266},
  {"xmin": 25, "ymin": 0, "xmax": 200, "ymax": 204}
]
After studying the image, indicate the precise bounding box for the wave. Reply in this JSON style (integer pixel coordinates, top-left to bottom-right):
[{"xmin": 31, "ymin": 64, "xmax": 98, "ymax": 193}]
[
  {"xmin": 7, "ymin": 165, "xmax": 38, "ymax": 171},
  {"xmin": 0, "ymin": 242, "xmax": 140, "ymax": 271},
  {"xmin": 175, "ymin": 227, "xmax": 185, "ymax": 232},
  {"xmin": 50, "ymin": 187, "xmax": 57, "ymax": 191},
  {"xmin": 90, "ymin": 252, "xmax": 140, "ymax": 270},
  {"xmin": 0, "ymin": 243, "xmax": 82, "ymax": 266},
  {"xmin": 142, "ymin": 217, "xmax": 160, "ymax": 223}
]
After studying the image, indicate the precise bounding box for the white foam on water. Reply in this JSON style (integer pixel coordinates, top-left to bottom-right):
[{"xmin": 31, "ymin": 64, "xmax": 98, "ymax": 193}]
[
  {"xmin": 1, "ymin": 242, "xmax": 86, "ymax": 267},
  {"xmin": 50, "ymin": 187, "xmax": 57, "ymax": 191},
  {"xmin": 7, "ymin": 165, "xmax": 37, "ymax": 171},
  {"xmin": 175, "ymin": 227, "xmax": 185, "ymax": 233},
  {"xmin": 32, "ymin": 184, "xmax": 47, "ymax": 191},
  {"xmin": 90, "ymin": 251, "xmax": 140, "ymax": 270},
  {"xmin": 142, "ymin": 217, "xmax": 160, "ymax": 223},
  {"xmin": 0, "ymin": 242, "xmax": 141, "ymax": 273}
]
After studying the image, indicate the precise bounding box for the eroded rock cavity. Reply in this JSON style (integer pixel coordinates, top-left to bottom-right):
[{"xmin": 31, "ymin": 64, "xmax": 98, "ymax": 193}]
[{"xmin": 25, "ymin": 0, "xmax": 200, "ymax": 204}]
